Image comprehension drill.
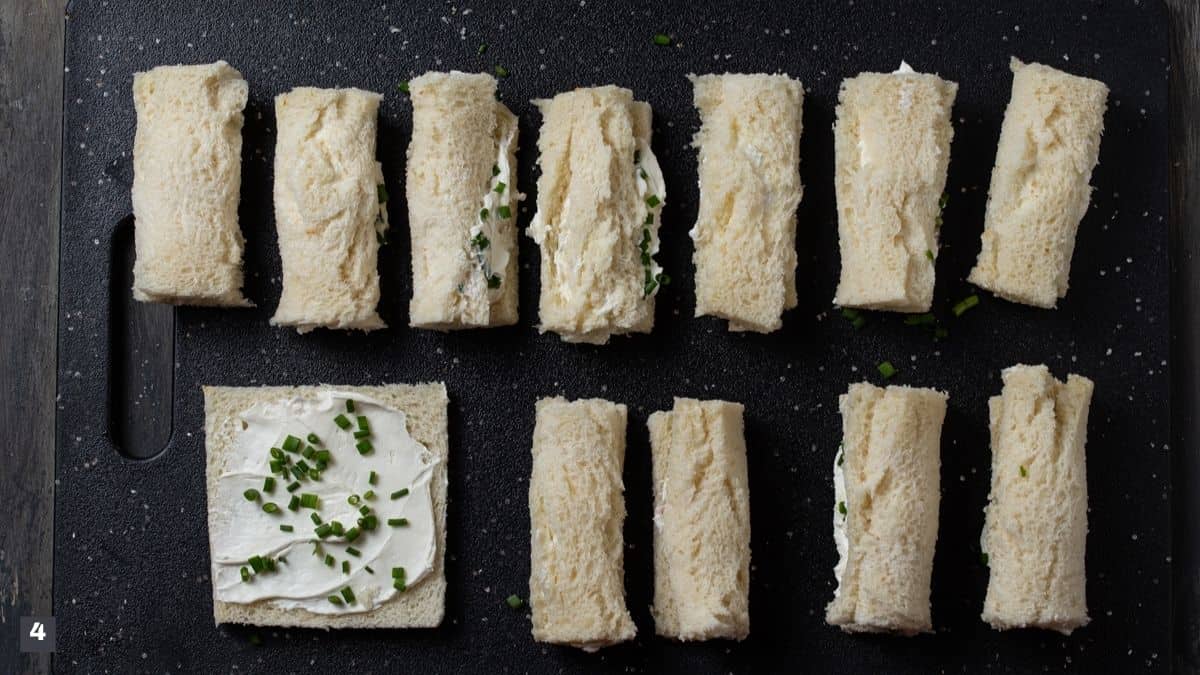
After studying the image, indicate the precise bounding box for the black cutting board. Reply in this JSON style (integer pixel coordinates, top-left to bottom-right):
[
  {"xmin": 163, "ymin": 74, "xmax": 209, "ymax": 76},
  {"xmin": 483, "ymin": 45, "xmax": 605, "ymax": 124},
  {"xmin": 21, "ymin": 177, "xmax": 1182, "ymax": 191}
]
[{"xmin": 56, "ymin": 1, "xmax": 1172, "ymax": 672}]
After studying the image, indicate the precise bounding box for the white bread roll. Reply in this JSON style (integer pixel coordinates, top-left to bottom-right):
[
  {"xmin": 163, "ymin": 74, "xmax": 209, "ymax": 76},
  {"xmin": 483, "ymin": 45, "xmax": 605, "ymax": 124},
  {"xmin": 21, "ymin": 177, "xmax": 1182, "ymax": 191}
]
[
  {"xmin": 689, "ymin": 74, "xmax": 803, "ymax": 333},
  {"xmin": 271, "ymin": 87, "xmax": 388, "ymax": 333},
  {"xmin": 406, "ymin": 72, "xmax": 520, "ymax": 329},
  {"xmin": 827, "ymin": 382, "xmax": 947, "ymax": 635},
  {"xmin": 981, "ymin": 364, "xmax": 1093, "ymax": 634},
  {"xmin": 832, "ymin": 63, "xmax": 958, "ymax": 313},
  {"xmin": 131, "ymin": 61, "xmax": 251, "ymax": 306},
  {"xmin": 529, "ymin": 397, "xmax": 636, "ymax": 649},
  {"xmin": 648, "ymin": 398, "xmax": 751, "ymax": 641},
  {"xmin": 968, "ymin": 59, "xmax": 1109, "ymax": 308},
  {"xmin": 527, "ymin": 87, "xmax": 665, "ymax": 344}
]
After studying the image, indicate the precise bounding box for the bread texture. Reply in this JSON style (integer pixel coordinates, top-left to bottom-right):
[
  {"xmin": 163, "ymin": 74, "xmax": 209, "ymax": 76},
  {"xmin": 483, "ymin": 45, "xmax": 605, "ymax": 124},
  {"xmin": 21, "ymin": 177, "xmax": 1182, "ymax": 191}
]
[
  {"xmin": 689, "ymin": 74, "xmax": 803, "ymax": 332},
  {"xmin": 203, "ymin": 383, "xmax": 448, "ymax": 628},
  {"xmin": 529, "ymin": 397, "xmax": 636, "ymax": 649},
  {"xmin": 271, "ymin": 87, "xmax": 388, "ymax": 332},
  {"xmin": 981, "ymin": 365, "xmax": 1093, "ymax": 634},
  {"xmin": 648, "ymin": 398, "xmax": 751, "ymax": 641},
  {"xmin": 407, "ymin": 71, "xmax": 520, "ymax": 329},
  {"xmin": 832, "ymin": 64, "xmax": 957, "ymax": 313},
  {"xmin": 826, "ymin": 382, "xmax": 947, "ymax": 635},
  {"xmin": 528, "ymin": 87, "xmax": 663, "ymax": 344},
  {"xmin": 131, "ymin": 61, "xmax": 251, "ymax": 306},
  {"xmin": 968, "ymin": 58, "xmax": 1109, "ymax": 308}
]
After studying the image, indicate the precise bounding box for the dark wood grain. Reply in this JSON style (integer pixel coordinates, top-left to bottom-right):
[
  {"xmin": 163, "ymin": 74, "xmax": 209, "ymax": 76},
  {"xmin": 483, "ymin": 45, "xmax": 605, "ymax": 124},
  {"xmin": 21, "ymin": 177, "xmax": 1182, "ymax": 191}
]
[{"xmin": 0, "ymin": 1, "xmax": 61, "ymax": 674}]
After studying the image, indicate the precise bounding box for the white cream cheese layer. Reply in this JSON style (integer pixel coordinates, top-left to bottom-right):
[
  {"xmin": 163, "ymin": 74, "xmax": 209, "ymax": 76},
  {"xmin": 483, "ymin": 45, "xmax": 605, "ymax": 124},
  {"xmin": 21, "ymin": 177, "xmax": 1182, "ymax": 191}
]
[
  {"xmin": 856, "ymin": 61, "xmax": 920, "ymax": 167},
  {"xmin": 210, "ymin": 391, "xmax": 437, "ymax": 614},
  {"xmin": 466, "ymin": 112, "xmax": 518, "ymax": 300},
  {"xmin": 635, "ymin": 139, "xmax": 666, "ymax": 295},
  {"xmin": 832, "ymin": 448, "xmax": 848, "ymax": 598}
]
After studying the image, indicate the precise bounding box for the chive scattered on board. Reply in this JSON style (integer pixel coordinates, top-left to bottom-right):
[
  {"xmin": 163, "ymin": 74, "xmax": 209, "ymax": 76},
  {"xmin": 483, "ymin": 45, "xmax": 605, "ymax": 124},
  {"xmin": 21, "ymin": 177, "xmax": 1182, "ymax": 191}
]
[
  {"xmin": 506, "ymin": 594, "xmax": 524, "ymax": 609},
  {"xmin": 840, "ymin": 307, "xmax": 866, "ymax": 330},
  {"xmin": 494, "ymin": 65, "xmax": 509, "ymax": 78},
  {"xmin": 952, "ymin": 294, "xmax": 980, "ymax": 317},
  {"xmin": 653, "ymin": 33, "xmax": 672, "ymax": 46},
  {"xmin": 244, "ymin": 489, "xmax": 260, "ymax": 502},
  {"xmin": 334, "ymin": 414, "xmax": 352, "ymax": 430},
  {"xmin": 1019, "ymin": 465, "xmax": 1028, "ymax": 477},
  {"xmin": 397, "ymin": 81, "xmax": 410, "ymax": 93},
  {"xmin": 877, "ymin": 361, "xmax": 898, "ymax": 379},
  {"xmin": 282, "ymin": 435, "xmax": 301, "ymax": 452}
]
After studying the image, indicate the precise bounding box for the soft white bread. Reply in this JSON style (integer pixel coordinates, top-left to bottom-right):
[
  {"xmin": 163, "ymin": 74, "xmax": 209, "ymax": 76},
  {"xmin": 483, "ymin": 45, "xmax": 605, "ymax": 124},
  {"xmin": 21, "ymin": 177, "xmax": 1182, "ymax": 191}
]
[
  {"xmin": 981, "ymin": 365, "xmax": 1092, "ymax": 634},
  {"xmin": 832, "ymin": 64, "xmax": 957, "ymax": 313},
  {"xmin": 270, "ymin": 87, "xmax": 388, "ymax": 332},
  {"xmin": 131, "ymin": 61, "xmax": 251, "ymax": 306},
  {"xmin": 528, "ymin": 87, "xmax": 664, "ymax": 344},
  {"xmin": 968, "ymin": 59, "xmax": 1109, "ymax": 308},
  {"xmin": 648, "ymin": 398, "xmax": 751, "ymax": 641},
  {"xmin": 689, "ymin": 74, "xmax": 803, "ymax": 332},
  {"xmin": 826, "ymin": 382, "xmax": 947, "ymax": 635},
  {"xmin": 203, "ymin": 383, "xmax": 448, "ymax": 628},
  {"xmin": 529, "ymin": 397, "xmax": 636, "ymax": 649},
  {"xmin": 407, "ymin": 71, "xmax": 520, "ymax": 329}
]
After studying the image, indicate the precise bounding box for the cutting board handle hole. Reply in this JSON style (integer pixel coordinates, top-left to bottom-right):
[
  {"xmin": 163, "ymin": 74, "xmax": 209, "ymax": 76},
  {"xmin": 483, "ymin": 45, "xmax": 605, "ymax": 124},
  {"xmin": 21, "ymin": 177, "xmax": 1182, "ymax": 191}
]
[{"xmin": 108, "ymin": 216, "xmax": 175, "ymax": 460}]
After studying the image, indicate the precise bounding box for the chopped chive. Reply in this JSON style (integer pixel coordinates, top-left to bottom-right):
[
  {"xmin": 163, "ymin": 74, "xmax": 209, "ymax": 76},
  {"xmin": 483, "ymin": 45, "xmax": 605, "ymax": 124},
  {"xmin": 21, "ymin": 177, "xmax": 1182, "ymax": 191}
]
[
  {"xmin": 497, "ymin": 205, "xmax": 512, "ymax": 219},
  {"xmin": 939, "ymin": 192, "xmax": 949, "ymax": 210},
  {"xmin": 290, "ymin": 465, "xmax": 306, "ymax": 480},
  {"xmin": 295, "ymin": 460, "xmax": 311, "ymax": 473},
  {"xmin": 388, "ymin": 518, "xmax": 409, "ymax": 527},
  {"xmin": 492, "ymin": 164, "xmax": 501, "ymax": 176},
  {"xmin": 301, "ymin": 446, "xmax": 315, "ymax": 460},
  {"xmin": 325, "ymin": 554, "xmax": 335, "ymax": 567},
  {"xmin": 240, "ymin": 566, "xmax": 251, "ymax": 582},
  {"xmin": 356, "ymin": 415, "xmax": 370, "ymax": 432},
  {"xmin": 345, "ymin": 527, "xmax": 361, "ymax": 542},
  {"xmin": 300, "ymin": 493, "xmax": 319, "ymax": 509},
  {"xmin": 639, "ymin": 167, "xmax": 648, "ymax": 180},
  {"xmin": 837, "ymin": 452, "xmax": 844, "ymax": 467},
  {"xmin": 359, "ymin": 505, "xmax": 371, "ymax": 516},
  {"xmin": 280, "ymin": 524, "xmax": 294, "ymax": 533},
  {"xmin": 356, "ymin": 440, "xmax": 374, "ymax": 455},
  {"xmin": 477, "ymin": 43, "xmax": 488, "ymax": 55},
  {"xmin": 315, "ymin": 449, "xmax": 332, "ymax": 463},
  {"xmin": 269, "ymin": 447, "xmax": 284, "ymax": 460},
  {"xmin": 311, "ymin": 512, "xmax": 322, "ymax": 525},
  {"xmin": 877, "ymin": 361, "xmax": 898, "ymax": 379},
  {"xmin": 360, "ymin": 515, "xmax": 379, "ymax": 531},
  {"xmin": 493, "ymin": 181, "xmax": 507, "ymax": 194},
  {"xmin": 347, "ymin": 546, "xmax": 361, "ymax": 557},
  {"xmin": 1019, "ymin": 465, "xmax": 1028, "ymax": 477},
  {"xmin": 397, "ymin": 81, "xmax": 409, "ymax": 94},
  {"xmin": 377, "ymin": 183, "xmax": 389, "ymax": 204},
  {"xmin": 369, "ymin": 471, "xmax": 378, "ymax": 486},
  {"xmin": 262, "ymin": 502, "xmax": 280, "ymax": 514},
  {"xmin": 952, "ymin": 294, "xmax": 980, "ymax": 317},
  {"xmin": 980, "ymin": 552, "xmax": 989, "ymax": 566},
  {"xmin": 487, "ymin": 274, "xmax": 502, "ymax": 289},
  {"xmin": 334, "ymin": 414, "xmax": 352, "ymax": 430},
  {"xmin": 342, "ymin": 560, "xmax": 350, "ymax": 574},
  {"xmin": 506, "ymin": 594, "xmax": 524, "ymax": 609},
  {"xmin": 364, "ymin": 565, "xmax": 375, "ymax": 574},
  {"xmin": 391, "ymin": 488, "xmax": 410, "ymax": 500},
  {"xmin": 244, "ymin": 489, "xmax": 260, "ymax": 502},
  {"xmin": 249, "ymin": 555, "xmax": 265, "ymax": 573},
  {"xmin": 315, "ymin": 523, "xmax": 333, "ymax": 538},
  {"xmin": 353, "ymin": 429, "xmax": 371, "ymax": 439},
  {"xmin": 471, "ymin": 232, "xmax": 490, "ymax": 249},
  {"xmin": 925, "ymin": 249, "xmax": 935, "ymax": 262},
  {"xmin": 392, "ymin": 567, "xmax": 406, "ymax": 579},
  {"xmin": 348, "ymin": 494, "xmax": 361, "ymax": 506},
  {"xmin": 494, "ymin": 64, "xmax": 509, "ymax": 78},
  {"xmin": 281, "ymin": 435, "xmax": 301, "ymax": 452},
  {"xmin": 288, "ymin": 495, "xmax": 300, "ymax": 511},
  {"xmin": 341, "ymin": 586, "xmax": 356, "ymax": 604},
  {"xmin": 840, "ymin": 307, "xmax": 867, "ymax": 330},
  {"xmin": 904, "ymin": 313, "xmax": 936, "ymax": 326},
  {"xmin": 363, "ymin": 490, "xmax": 376, "ymax": 501},
  {"xmin": 653, "ymin": 33, "xmax": 672, "ymax": 46},
  {"xmin": 269, "ymin": 459, "xmax": 284, "ymax": 474},
  {"xmin": 479, "ymin": 207, "xmax": 489, "ymax": 221},
  {"xmin": 394, "ymin": 580, "xmax": 408, "ymax": 592},
  {"xmin": 345, "ymin": 399, "xmax": 355, "ymax": 413},
  {"xmin": 308, "ymin": 469, "xmax": 321, "ymax": 481},
  {"xmin": 330, "ymin": 521, "xmax": 345, "ymax": 536},
  {"xmin": 838, "ymin": 501, "xmax": 848, "ymax": 516},
  {"xmin": 286, "ymin": 481, "xmax": 301, "ymax": 493},
  {"xmin": 645, "ymin": 195, "xmax": 661, "ymax": 208},
  {"xmin": 328, "ymin": 595, "xmax": 343, "ymax": 606},
  {"xmin": 263, "ymin": 477, "xmax": 276, "ymax": 493},
  {"xmin": 265, "ymin": 557, "xmax": 277, "ymax": 572},
  {"xmin": 644, "ymin": 213, "xmax": 654, "ymax": 225},
  {"xmin": 307, "ymin": 433, "xmax": 321, "ymax": 445}
]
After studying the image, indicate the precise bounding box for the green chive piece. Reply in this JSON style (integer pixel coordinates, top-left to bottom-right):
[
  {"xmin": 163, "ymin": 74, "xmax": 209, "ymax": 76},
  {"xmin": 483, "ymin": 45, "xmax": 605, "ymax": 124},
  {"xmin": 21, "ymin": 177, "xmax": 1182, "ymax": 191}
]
[
  {"xmin": 265, "ymin": 557, "xmax": 277, "ymax": 572},
  {"xmin": 904, "ymin": 313, "xmax": 937, "ymax": 326},
  {"xmin": 302, "ymin": 445, "xmax": 316, "ymax": 460},
  {"xmin": 348, "ymin": 494, "xmax": 361, "ymax": 506},
  {"xmin": 249, "ymin": 555, "xmax": 265, "ymax": 573},
  {"xmin": 356, "ymin": 440, "xmax": 374, "ymax": 455},
  {"xmin": 479, "ymin": 207, "xmax": 489, "ymax": 221},
  {"xmin": 295, "ymin": 460, "xmax": 311, "ymax": 473},
  {"xmin": 388, "ymin": 518, "xmax": 409, "ymax": 527},
  {"xmin": 497, "ymin": 205, "xmax": 512, "ymax": 220},
  {"xmin": 506, "ymin": 594, "xmax": 524, "ymax": 609},
  {"xmin": 240, "ymin": 566, "xmax": 251, "ymax": 582},
  {"xmin": 315, "ymin": 523, "xmax": 333, "ymax": 538},
  {"xmin": 492, "ymin": 164, "xmax": 501, "ymax": 177},
  {"xmin": 980, "ymin": 552, "xmax": 989, "ymax": 566},
  {"xmin": 487, "ymin": 274, "xmax": 502, "ymax": 289},
  {"xmin": 397, "ymin": 81, "xmax": 409, "ymax": 94},
  {"xmin": 392, "ymin": 567, "xmax": 406, "ymax": 579},
  {"xmin": 300, "ymin": 493, "xmax": 319, "ymax": 509},
  {"xmin": 308, "ymin": 469, "xmax": 321, "ymax": 481},
  {"xmin": 262, "ymin": 502, "xmax": 280, "ymax": 514},
  {"xmin": 369, "ymin": 471, "xmax": 378, "ymax": 486},
  {"xmin": 952, "ymin": 294, "xmax": 980, "ymax": 317},
  {"xmin": 282, "ymin": 435, "xmax": 301, "ymax": 452},
  {"xmin": 494, "ymin": 64, "xmax": 509, "ymax": 78},
  {"xmin": 925, "ymin": 249, "xmax": 935, "ymax": 262},
  {"xmin": 353, "ymin": 429, "xmax": 371, "ymax": 439},
  {"xmin": 394, "ymin": 580, "xmax": 408, "ymax": 592},
  {"xmin": 493, "ymin": 181, "xmax": 507, "ymax": 194},
  {"xmin": 342, "ymin": 560, "xmax": 350, "ymax": 574},
  {"xmin": 644, "ymin": 213, "xmax": 654, "ymax": 225},
  {"xmin": 347, "ymin": 546, "xmax": 361, "ymax": 557},
  {"xmin": 377, "ymin": 183, "xmax": 389, "ymax": 204},
  {"xmin": 477, "ymin": 43, "xmax": 488, "ymax": 55},
  {"xmin": 645, "ymin": 194, "xmax": 661, "ymax": 208},
  {"xmin": 330, "ymin": 521, "xmax": 345, "ymax": 536},
  {"xmin": 329, "ymin": 595, "xmax": 343, "ymax": 606},
  {"xmin": 315, "ymin": 449, "xmax": 332, "ymax": 463},
  {"xmin": 288, "ymin": 496, "xmax": 300, "ymax": 511},
  {"xmin": 286, "ymin": 481, "xmax": 301, "ymax": 493},
  {"xmin": 290, "ymin": 466, "xmax": 306, "ymax": 480},
  {"xmin": 838, "ymin": 501, "xmax": 848, "ymax": 516},
  {"xmin": 391, "ymin": 488, "xmax": 410, "ymax": 500},
  {"xmin": 653, "ymin": 33, "xmax": 671, "ymax": 46},
  {"xmin": 472, "ymin": 233, "xmax": 490, "ymax": 251},
  {"xmin": 341, "ymin": 586, "xmax": 356, "ymax": 604},
  {"xmin": 939, "ymin": 192, "xmax": 949, "ymax": 210},
  {"xmin": 359, "ymin": 505, "xmax": 371, "ymax": 516},
  {"xmin": 345, "ymin": 399, "xmax": 355, "ymax": 413},
  {"xmin": 270, "ymin": 447, "xmax": 284, "ymax": 460},
  {"xmin": 263, "ymin": 477, "xmax": 276, "ymax": 493},
  {"xmin": 311, "ymin": 513, "xmax": 322, "ymax": 525},
  {"xmin": 345, "ymin": 527, "xmax": 361, "ymax": 542},
  {"xmin": 364, "ymin": 565, "xmax": 375, "ymax": 574},
  {"xmin": 363, "ymin": 490, "xmax": 376, "ymax": 501},
  {"xmin": 360, "ymin": 515, "xmax": 379, "ymax": 531},
  {"xmin": 269, "ymin": 459, "xmax": 284, "ymax": 474},
  {"xmin": 280, "ymin": 524, "xmax": 294, "ymax": 533},
  {"xmin": 356, "ymin": 415, "xmax": 369, "ymax": 431},
  {"xmin": 1020, "ymin": 465, "xmax": 1028, "ymax": 477},
  {"xmin": 334, "ymin": 414, "xmax": 352, "ymax": 430},
  {"xmin": 307, "ymin": 433, "xmax": 321, "ymax": 445},
  {"xmin": 325, "ymin": 554, "xmax": 335, "ymax": 567},
  {"xmin": 244, "ymin": 489, "xmax": 260, "ymax": 502},
  {"xmin": 877, "ymin": 361, "xmax": 898, "ymax": 379}
]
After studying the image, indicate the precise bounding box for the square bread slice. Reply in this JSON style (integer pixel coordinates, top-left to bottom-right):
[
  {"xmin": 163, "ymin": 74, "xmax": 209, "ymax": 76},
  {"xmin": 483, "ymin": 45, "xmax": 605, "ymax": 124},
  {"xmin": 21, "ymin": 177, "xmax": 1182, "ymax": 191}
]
[{"xmin": 203, "ymin": 383, "xmax": 448, "ymax": 628}]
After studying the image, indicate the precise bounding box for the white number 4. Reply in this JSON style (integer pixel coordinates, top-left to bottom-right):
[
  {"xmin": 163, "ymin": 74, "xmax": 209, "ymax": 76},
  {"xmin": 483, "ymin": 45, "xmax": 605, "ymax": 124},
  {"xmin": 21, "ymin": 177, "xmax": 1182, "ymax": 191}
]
[{"xmin": 29, "ymin": 621, "xmax": 46, "ymax": 641}]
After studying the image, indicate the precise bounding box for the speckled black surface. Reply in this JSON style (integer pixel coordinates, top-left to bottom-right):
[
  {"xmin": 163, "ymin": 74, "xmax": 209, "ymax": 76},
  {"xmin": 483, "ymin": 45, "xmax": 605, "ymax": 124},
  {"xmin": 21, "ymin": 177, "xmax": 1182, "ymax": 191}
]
[{"xmin": 56, "ymin": 1, "xmax": 1171, "ymax": 673}]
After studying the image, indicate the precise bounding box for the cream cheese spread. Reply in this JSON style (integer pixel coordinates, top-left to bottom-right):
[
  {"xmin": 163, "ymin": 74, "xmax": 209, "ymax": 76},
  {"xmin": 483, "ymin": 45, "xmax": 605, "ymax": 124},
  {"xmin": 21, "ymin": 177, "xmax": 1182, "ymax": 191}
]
[
  {"xmin": 832, "ymin": 447, "xmax": 848, "ymax": 598},
  {"xmin": 466, "ymin": 111, "xmax": 518, "ymax": 300}
]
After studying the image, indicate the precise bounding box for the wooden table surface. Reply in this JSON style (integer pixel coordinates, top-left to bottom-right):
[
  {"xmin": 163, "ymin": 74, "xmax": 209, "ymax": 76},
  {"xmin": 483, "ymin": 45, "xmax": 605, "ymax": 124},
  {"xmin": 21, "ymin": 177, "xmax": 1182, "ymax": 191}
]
[{"xmin": 0, "ymin": 2, "xmax": 1196, "ymax": 673}]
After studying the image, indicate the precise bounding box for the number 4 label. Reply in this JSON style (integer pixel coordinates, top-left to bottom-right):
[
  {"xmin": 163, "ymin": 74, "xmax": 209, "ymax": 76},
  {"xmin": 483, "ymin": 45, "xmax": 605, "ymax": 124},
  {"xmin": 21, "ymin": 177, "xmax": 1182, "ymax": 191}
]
[{"xmin": 19, "ymin": 616, "xmax": 55, "ymax": 653}]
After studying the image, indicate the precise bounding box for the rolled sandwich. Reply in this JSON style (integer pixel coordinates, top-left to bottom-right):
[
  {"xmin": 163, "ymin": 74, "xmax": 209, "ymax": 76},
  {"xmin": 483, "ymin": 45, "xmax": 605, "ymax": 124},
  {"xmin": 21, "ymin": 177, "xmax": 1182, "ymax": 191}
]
[
  {"xmin": 528, "ymin": 86, "xmax": 666, "ymax": 344},
  {"xmin": 131, "ymin": 61, "xmax": 251, "ymax": 306},
  {"xmin": 968, "ymin": 59, "xmax": 1109, "ymax": 308},
  {"xmin": 271, "ymin": 87, "xmax": 388, "ymax": 332},
  {"xmin": 407, "ymin": 71, "xmax": 520, "ymax": 329},
  {"xmin": 981, "ymin": 364, "xmax": 1093, "ymax": 634},
  {"xmin": 827, "ymin": 382, "xmax": 947, "ymax": 634},
  {"xmin": 649, "ymin": 398, "xmax": 751, "ymax": 641},
  {"xmin": 832, "ymin": 62, "xmax": 958, "ymax": 313},
  {"xmin": 529, "ymin": 397, "xmax": 636, "ymax": 649},
  {"xmin": 690, "ymin": 74, "xmax": 804, "ymax": 332}
]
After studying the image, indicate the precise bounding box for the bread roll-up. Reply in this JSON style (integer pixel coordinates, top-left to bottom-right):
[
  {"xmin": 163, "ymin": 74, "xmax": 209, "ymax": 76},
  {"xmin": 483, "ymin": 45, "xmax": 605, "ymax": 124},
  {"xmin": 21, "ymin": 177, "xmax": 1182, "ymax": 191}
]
[
  {"xmin": 407, "ymin": 72, "xmax": 520, "ymax": 328},
  {"xmin": 827, "ymin": 383, "xmax": 947, "ymax": 635},
  {"xmin": 528, "ymin": 86, "xmax": 665, "ymax": 344},
  {"xmin": 131, "ymin": 61, "xmax": 251, "ymax": 306},
  {"xmin": 649, "ymin": 398, "xmax": 751, "ymax": 641},
  {"xmin": 832, "ymin": 63, "xmax": 957, "ymax": 313},
  {"xmin": 271, "ymin": 87, "xmax": 388, "ymax": 332},
  {"xmin": 981, "ymin": 365, "xmax": 1093, "ymax": 634},
  {"xmin": 689, "ymin": 74, "xmax": 803, "ymax": 333},
  {"xmin": 968, "ymin": 59, "xmax": 1108, "ymax": 308},
  {"xmin": 529, "ymin": 397, "xmax": 635, "ymax": 650}
]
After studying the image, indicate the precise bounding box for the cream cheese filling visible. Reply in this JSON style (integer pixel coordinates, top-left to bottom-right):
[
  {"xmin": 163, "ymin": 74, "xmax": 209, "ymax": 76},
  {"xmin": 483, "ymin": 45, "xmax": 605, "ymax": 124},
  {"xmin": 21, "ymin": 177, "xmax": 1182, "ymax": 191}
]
[
  {"xmin": 832, "ymin": 448, "xmax": 848, "ymax": 598},
  {"xmin": 465, "ymin": 111, "xmax": 518, "ymax": 302},
  {"xmin": 210, "ymin": 391, "xmax": 437, "ymax": 614},
  {"xmin": 635, "ymin": 139, "xmax": 666, "ymax": 296}
]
